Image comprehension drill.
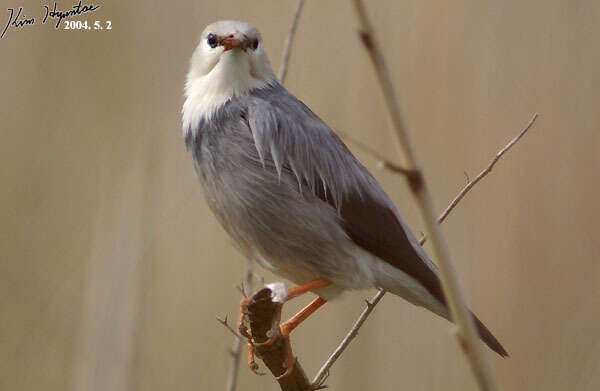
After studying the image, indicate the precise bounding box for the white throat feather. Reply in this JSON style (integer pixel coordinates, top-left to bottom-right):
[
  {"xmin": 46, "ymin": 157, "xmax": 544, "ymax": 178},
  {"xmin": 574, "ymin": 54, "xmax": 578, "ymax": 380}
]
[{"xmin": 182, "ymin": 49, "xmax": 276, "ymax": 136}]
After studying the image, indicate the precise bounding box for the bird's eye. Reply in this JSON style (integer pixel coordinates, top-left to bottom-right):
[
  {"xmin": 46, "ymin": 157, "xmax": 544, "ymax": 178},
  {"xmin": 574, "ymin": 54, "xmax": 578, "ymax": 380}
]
[
  {"xmin": 252, "ymin": 39, "xmax": 259, "ymax": 50},
  {"xmin": 207, "ymin": 33, "xmax": 218, "ymax": 48}
]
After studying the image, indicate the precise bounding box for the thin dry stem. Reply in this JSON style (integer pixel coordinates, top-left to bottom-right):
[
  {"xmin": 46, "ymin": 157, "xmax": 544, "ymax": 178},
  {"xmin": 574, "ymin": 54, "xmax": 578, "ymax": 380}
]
[
  {"xmin": 312, "ymin": 289, "xmax": 386, "ymax": 387},
  {"xmin": 439, "ymin": 113, "xmax": 538, "ymax": 224},
  {"xmin": 217, "ymin": 315, "xmax": 244, "ymax": 340},
  {"xmin": 351, "ymin": 1, "xmax": 500, "ymax": 389},
  {"xmin": 336, "ymin": 129, "xmax": 412, "ymax": 175},
  {"xmin": 278, "ymin": 0, "xmax": 305, "ymax": 84}
]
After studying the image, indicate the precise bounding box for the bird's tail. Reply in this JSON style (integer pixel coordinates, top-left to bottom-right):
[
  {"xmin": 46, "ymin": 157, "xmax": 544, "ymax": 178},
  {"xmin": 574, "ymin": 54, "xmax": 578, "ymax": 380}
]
[
  {"xmin": 371, "ymin": 245, "xmax": 508, "ymax": 357},
  {"xmin": 471, "ymin": 310, "xmax": 509, "ymax": 357}
]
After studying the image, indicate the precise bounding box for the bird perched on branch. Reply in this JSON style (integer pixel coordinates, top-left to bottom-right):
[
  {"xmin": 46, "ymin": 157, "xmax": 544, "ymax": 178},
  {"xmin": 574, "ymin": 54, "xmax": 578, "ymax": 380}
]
[{"xmin": 183, "ymin": 20, "xmax": 507, "ymax": 376}]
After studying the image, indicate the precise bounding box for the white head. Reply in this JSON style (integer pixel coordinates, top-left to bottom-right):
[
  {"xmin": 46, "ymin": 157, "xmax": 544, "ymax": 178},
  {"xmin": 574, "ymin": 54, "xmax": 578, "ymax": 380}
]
[{"xmin": 183, "ymin": 20, "xmax": 276, "ymax": 132}]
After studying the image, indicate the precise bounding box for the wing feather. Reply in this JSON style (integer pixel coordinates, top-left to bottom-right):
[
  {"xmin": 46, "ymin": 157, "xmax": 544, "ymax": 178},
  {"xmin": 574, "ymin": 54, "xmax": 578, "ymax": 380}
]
[
  {"xmin": 245, "ymin": 85, "xmax": 444, "ymax": 302},
  {"xmin": 241, "ymin": 83, "xmax": 507, "ymax": 356}
]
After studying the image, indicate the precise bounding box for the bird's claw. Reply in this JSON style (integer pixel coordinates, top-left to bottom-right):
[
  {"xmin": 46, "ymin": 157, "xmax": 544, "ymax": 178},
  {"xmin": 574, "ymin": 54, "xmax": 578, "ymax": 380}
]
[
  {"xmin": 238, "ymin": 297, "xmax": 252, "ymax": 339},
  {"xmin": 239, "ymin": 297, "xmax": 265, "ymax": 375},
  {"xmin": 275, "ymin": 330, "xmax": 296, "ymax": 379},
  {"xmin": 249, "ymin": 324, "xmax": 295, "ymax": 379},
  {"xmin": 247, "ymin": 342, "xmax": 265, "ymax": 375}
]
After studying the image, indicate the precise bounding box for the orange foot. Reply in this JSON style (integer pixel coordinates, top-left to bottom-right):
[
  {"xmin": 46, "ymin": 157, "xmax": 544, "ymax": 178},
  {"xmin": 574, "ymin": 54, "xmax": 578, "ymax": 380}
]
[{"xmin": 275, "ymin": 296, "xmax": 327, "ymax": 378}]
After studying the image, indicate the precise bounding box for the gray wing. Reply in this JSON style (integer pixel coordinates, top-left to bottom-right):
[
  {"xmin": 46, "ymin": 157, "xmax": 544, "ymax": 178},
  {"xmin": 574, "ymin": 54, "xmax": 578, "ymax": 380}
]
[
  {"xmin": 246, "ymin": 84, "xmax": 446, "ymax": 304},
  {"xmin": 245, "ymin": 84, "xmax": 508, "ymax": 357}
]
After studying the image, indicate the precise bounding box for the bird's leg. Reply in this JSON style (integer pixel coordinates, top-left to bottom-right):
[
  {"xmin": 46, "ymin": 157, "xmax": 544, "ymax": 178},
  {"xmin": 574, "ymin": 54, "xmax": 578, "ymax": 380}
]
[
  {"xmin": 272, "ymin": 297, "xmax": 328, "ymax": 379},
  {"xmin": 285, "ymin": 278, "xmax": 331, "ymax": 301},
  {"xmin": 280, "ymin": 296, "xmax": 327, "ymax": 336},
  {"xmin": 269, "ymin": 280, "xmax": 330, "ymax": 378}
]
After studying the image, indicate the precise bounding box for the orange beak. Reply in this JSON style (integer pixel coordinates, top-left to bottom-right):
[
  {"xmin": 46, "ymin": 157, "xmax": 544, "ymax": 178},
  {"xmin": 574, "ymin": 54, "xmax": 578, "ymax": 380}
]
[{"xmin": 220, "ymin": 36, "xmax": 247, "ymax": 51}]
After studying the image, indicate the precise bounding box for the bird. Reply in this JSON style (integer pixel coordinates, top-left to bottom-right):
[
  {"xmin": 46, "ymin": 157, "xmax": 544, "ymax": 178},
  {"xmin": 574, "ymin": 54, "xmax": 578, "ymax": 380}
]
[{"xmin": 182, "ymin": 20, "xmax": 508, "ymax": 376}]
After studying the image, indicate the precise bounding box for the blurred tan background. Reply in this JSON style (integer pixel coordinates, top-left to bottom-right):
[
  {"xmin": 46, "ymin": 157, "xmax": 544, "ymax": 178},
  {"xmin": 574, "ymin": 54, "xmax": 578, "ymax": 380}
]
[{"xmin": 1, "ymin": 0, "xmax": 599, "ymax": 390}]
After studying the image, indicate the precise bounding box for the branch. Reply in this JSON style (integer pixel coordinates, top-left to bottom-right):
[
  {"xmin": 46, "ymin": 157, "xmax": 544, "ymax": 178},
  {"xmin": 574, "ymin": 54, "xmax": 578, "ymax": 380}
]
[
  {"xmin": 278, "ymin": 0, "xmax": 305, "ymax": 84},
  {"xmin": 243, "ymin": 287, "xmax": 313, "ymax": 391},
  {"xmin": 335, "ymin": 129, "xmax": 413, "ymax": 175},
  {"xmin": 351, "ymin": 1, "xmax": 499, "ymax": 389},
  {"xmin": 217, "ymin": 315, "xmax": 244, "ymax": 339},
  {"xmin": 312, "ymin": 113, "xmax": 538, "ymax": 387},
  {"xmin": 312, "ymin": 289, "xmax": 386, "ymax": 387},
  {"xmin": 439, "ymin": 113, "xmax": 538, "ymax": 224}
]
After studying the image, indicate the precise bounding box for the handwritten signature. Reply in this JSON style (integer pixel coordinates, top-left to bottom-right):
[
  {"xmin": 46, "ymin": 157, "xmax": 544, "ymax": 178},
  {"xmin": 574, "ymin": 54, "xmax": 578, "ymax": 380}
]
[{"xmin": 1, "ymin": 1, "xmax": 100, "ymax": 39}]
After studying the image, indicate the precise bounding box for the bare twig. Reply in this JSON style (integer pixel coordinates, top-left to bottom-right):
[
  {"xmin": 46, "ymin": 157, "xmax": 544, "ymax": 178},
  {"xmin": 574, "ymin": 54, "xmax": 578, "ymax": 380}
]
[
  {"xmin": 336, "ymin": 130, "xmax": 412, "ymax": 175},
  {"xmin": 278, "ymin": 0, "xmax": 305, "ymax": 84},
  {"xmin": 439, "ymin": 113, "xmax": 538, "ymax": 224},
  {"xmin": 225, "ymin": 262, "xmax": 253, "ymax": 391},
  {"xmin": 312, "ymin": 289, "xmax": 386, "ymax": 387},
  {"xmin": 217, "ymin": 315, "xmax": 245, "ymax": 340},
  {"xmin": 350, "ymin": 1, "xmax": 501, "ymax": 389}
]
